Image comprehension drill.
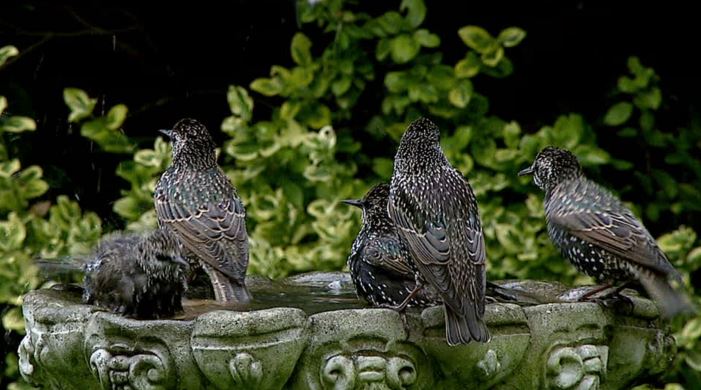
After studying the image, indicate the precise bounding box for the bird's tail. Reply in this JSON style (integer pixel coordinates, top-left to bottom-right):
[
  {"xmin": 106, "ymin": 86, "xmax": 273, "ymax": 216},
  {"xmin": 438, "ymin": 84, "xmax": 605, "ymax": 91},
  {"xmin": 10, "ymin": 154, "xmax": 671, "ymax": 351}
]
[
  {"xmin": 639, "ymin": 272, "xmax": 696, "ymax": 318},
  {"xmin": 34, "ymin": 256, "xmax": 85, "ymax": 283},
  {"xmin": 444, "ymin": 305, "xmax": 490, "ymax": 346}
]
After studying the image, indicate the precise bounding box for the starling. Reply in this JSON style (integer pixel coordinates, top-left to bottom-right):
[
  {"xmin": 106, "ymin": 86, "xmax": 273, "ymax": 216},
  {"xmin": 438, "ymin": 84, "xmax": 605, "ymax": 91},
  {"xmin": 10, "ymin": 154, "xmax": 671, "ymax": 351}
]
[
  {"xmin": 155, "ymin": 118, "xmax": 252, "ymax": 303},
  {"xmin": 344, "ymin": 183, "xmax": 439, "ymax": 308},
  {"xmin": 388, "ymin": 117, "xmax": 489, "ymax": 345},
  {"xmin": 519, "ymin": 146, "xmax": 695, "ymax": 317},
  {"xmin": 82, "ymin": 229, "xmax": 188, "ymax": 319}
]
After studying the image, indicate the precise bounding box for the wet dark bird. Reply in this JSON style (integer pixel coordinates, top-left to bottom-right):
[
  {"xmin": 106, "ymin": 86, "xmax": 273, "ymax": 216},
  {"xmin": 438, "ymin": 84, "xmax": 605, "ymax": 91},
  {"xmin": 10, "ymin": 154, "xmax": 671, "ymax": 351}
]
[
  {"xmin": 82, "ymin": 229, "xmax": 188, "ymax": 319},
  {"xmin": 519, "ymin": 146, "xmax": 695, "ymax": 317},
  {"xmin": 344, "ymin": 183, "xmax": 439, "ymax": 308},
  {"xmin": 155, "ymin": 118, "xmax": 252, "ymax": 303},
  {"xmin": 388, "ymin": 117, "xmax": 489, "ymax": 345}
]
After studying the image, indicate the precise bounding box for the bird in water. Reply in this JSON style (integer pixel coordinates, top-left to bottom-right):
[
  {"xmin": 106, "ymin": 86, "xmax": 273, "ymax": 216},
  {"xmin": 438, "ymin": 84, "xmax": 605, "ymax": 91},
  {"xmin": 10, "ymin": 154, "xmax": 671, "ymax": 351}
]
[
  {"xmin": 388, "ymin": 117, "xmax": 489, "ymax": 345},
  {"xmin": 344, "ymin": 183, "xmax": 439, "ymax": 308},
  {"xmin": 155, "ymin": 118, "xmax": 252, "ymax": 303},
  {"xmin": 82, "ymin": 229, "xmax": 188, "ymax": 319},
  {"xmin": 519, "ymin": 146, "xmax": 695, "ymax": 317}
]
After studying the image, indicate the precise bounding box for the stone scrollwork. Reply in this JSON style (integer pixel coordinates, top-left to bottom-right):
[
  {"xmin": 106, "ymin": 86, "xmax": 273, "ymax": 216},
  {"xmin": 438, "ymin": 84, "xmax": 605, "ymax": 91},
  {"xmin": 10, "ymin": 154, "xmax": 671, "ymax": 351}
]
[
  {"xmin": 320, "ymin": 353, "xmax": 417, "ymax": 389},
  {"xmin": 88, "ymin": 344, "xmax": 171, "ymax": 390},
  {"xmin": 228, "ymin": 352, "xmax": 263, "ymax": 388},
  {"xmin": 18, "ymin": 334, "xmax": 38, "ymax": 383},
  {"xmin": 476, "ymin": 349, "xmax": 501, "ymax": 380},
  {"xmin": 546, "ymin": 345, "xmax": 608, "ymax": 390}
]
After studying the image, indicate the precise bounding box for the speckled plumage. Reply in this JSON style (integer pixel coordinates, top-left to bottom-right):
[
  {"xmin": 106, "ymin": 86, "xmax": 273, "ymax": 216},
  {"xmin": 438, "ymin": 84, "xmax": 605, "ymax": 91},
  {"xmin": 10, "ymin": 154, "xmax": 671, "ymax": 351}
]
[
  {"xmin": 345, "ymin": 183, "xmax": 439, "ymax": 308},
  {"xmin": 520, "ymin": 146, "xmax": 694, "ymax": 317},
  {"xmin": 388, "ymin": 117, "xmax": 489, "ymax": 345},
  {"xmin": 82, "ymin": 229, "xmax": 188, "ymax": 319},
  {"xmin": 155, "ymin": 118, "xmax": 251, "ymax": 303}
]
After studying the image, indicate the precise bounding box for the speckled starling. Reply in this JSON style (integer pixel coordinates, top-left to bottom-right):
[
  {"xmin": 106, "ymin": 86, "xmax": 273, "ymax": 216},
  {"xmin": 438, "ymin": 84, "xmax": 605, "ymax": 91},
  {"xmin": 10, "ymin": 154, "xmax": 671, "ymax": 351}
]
[
  {"xmin": 344, "ymin": 183, "xmax": 439, "ymax": 308},
  {"xmin": 519, "ymin": 146, "xmax": 695, "ymax": 317},
  {"xmin": 155, "ymin": 118, "xmax": 252, "ymax": 303},
  {"xmin": 82, "ymin": 229, "xmax": 188, "ymax": 319},
  {"xmin": 388, "ymin": 117, "xmax": 489, "ymax": 345}
]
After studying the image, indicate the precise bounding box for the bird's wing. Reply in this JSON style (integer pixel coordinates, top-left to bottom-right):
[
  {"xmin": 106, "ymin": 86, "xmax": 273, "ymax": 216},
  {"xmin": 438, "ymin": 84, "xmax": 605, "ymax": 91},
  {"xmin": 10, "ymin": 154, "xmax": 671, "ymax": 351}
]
[
  {"xmin": 155, "ymin": 185, "xmax": 247, "ymax": 282},
  {"xmin": 362, "ymin": 236, "xmax": 415, "ymax": 278},
  {"xmin": 547, "ymin": 179, "xmax": 676, "ymax": 276},
  {"xmin": 388, "ymin": 183, "xmax": 453, "ymax": 298}
]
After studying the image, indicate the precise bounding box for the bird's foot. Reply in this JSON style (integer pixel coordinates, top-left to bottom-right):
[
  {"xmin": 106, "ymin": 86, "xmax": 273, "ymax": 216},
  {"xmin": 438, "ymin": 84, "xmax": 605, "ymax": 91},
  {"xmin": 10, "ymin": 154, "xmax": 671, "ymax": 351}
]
[
  {"xmin": 593, "ymin": 286, "xmax": 635, "ymax": 315},
  {"xmin": 577, "ymin": 284, "xmax": 614, "ymax": 302}
]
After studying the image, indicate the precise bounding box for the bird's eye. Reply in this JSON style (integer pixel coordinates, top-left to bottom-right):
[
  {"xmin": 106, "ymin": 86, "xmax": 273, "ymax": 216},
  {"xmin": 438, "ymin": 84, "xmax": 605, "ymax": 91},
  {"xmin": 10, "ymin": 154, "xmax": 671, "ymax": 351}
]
[{"xmin": 155, "ymin": 254, "xmax": 170, "ymax": 262}]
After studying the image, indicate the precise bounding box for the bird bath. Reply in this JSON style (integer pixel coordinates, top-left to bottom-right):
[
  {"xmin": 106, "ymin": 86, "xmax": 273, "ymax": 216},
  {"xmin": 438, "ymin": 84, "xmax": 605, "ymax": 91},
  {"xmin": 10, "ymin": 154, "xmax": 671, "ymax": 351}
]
[{"xmin": 19, "ymin": 272, "xmax": 674, "ymax": 389}]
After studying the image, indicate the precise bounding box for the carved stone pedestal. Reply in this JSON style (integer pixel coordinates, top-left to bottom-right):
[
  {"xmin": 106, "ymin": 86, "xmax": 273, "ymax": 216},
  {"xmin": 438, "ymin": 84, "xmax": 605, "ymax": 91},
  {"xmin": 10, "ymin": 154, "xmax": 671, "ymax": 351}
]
[{"xmin": 20, "ymin": 274, "xmax": 675, "ymax": 389}]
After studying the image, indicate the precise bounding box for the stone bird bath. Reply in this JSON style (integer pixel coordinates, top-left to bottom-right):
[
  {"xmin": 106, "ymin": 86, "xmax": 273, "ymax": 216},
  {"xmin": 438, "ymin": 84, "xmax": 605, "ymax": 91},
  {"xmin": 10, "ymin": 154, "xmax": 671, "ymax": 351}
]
[{"xmin": 19, "ymin": 272, "xmax": 674, "ymax": 389}]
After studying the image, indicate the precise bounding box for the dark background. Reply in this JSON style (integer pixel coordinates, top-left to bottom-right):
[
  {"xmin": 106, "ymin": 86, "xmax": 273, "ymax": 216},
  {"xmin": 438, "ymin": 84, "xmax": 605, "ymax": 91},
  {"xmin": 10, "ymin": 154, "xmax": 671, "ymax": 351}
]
[{"xmin": 1, "ymin": 1, "xmax": 700, "ymax": 383}]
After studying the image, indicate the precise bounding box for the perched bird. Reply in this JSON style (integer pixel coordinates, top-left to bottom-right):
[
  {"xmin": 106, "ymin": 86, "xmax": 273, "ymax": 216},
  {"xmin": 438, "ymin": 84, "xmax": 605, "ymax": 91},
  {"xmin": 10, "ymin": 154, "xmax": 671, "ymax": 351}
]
[
  {"xmin": 388, "ymin": 117, "xmax": 489, "ymax": 345},
  {"xmin": 344, "ymin": 183, "xmax": 439, "ymax": 308},
  {"xmin": 155, "ymin": 118, "xmax": 252, "ymax": 303},
  {"xmin": 519, "ymin": 146, "xmax": 695, "ymax": 317},
  {"xmin": 82, "ymin": 229, "xmax": 188, "ymax": 319}
]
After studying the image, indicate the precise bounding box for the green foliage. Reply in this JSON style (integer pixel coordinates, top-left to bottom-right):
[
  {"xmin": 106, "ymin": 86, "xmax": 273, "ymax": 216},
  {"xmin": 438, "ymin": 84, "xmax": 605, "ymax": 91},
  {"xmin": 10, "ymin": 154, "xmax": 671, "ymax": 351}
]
[
  {"xmin": 1, "ymin": 49, "xmax": 103, "ymax": 388},
  {"xmin": 113, "ymin": 137, "xmax": 171, "ymax": 231},
  {"xmin": 63, "ymin": 88, "xmax": 133, "ymax": 153}
]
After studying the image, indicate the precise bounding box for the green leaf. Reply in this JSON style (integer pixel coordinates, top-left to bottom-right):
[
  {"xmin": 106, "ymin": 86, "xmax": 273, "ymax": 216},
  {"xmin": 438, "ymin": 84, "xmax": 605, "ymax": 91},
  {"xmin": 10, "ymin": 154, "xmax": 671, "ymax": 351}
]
[
  {"xmin": 390, "ymin": 34, "xmax": 420, "ymax": 64},
  {"xmin": 497, "ymin": 27, "xmax": 526, "ymax": 47},
  {"xmin": 80, "ymin": 119, "xmax": 133, "ymax": 153},
  {"xmin": 375, "ymin": 12, "xmax": 404, "ymax": 36},
  {"xmin": 400, "ymin": 0, "xmax": 426, "ymax": 28},
  {"xmin": 1, "ymin": 307, "xmax": 25, "ymax": 332},
  {"xmin": 503, "ymin": 121, "xmax": 521, "ymax": 149},
  {"xmin": 457, "ymin": 26, "xmax": 493, "ymax": 52},
  {"xmin": 454, "ymin": 52, "xmax": 481, "ymax": 78},
  {"xmin": 0, "ymin": 159, "xmax": 21, "ymax": 177},
  {"xmin": 0, "ymin": 45, "xmax": 19, "ymax": 66},
  {"xmin": 113, "ymin": 197, "xmax": 142, "ymax": 220},
  {"xmin": 105, "ymin": 104, "xmax": 128, "ymax": 130},
  {"xmin": 448, "ymin": 80, "xmax": 473, "ymax": 108},
  {"xmin": 250, "ymin": 78, "xmax": 282, "ymax": 96},
  {"xmin": 226, "ymin": 85, "xmax": 254, "ymax": 121},
  {"xmin": 481, "ymin": 45, "xmax": 504, "ymax": 67},
  {"xmin": 0, "ymin": 96, "xmax": 6, "ymax": 115},
  {"xmin": 331, "ymin": 77, "xmax": 352, "ymax": 96},
  {"xmin": 603, "ymin": 102, "xmax": 633, "ymax": 126},
  {"xmin": 385, "ymin": 71, "xmax": 409, "ymax": 93},
  {"xmin": 291, "ymin": 33, "xmax": 313, "ymax": 66},
  {"xmin": 634, "ymin": 87, "xmax": 661, "ymax": 110},
  {"xmin": 63, "ymin": 88, "xmax": 96, "ymax": 122},
  {"xmin": 652, "ymin": 169, "xmax": 678, "ymax": 199},
  {"xmin": 414, "ymin": 29, "xmax": 440, "ymax": 48},
  {"xmin": 0, "ymin": 212, "xmax": 26, "ymax": 251},
  {"xmin": 376, "ymin": 38, "xmax": 392, "ymax": 61},
  {"xmin": 372, "ymin": 157, "xmax": 394, "ymax": 178},
  {"xmin": 574, "ymin": 145, "xmax": 610, "ymax": 165},
  {"xmin": 1, "ymin": 116, "xmax": 36, "ymax": 133}
]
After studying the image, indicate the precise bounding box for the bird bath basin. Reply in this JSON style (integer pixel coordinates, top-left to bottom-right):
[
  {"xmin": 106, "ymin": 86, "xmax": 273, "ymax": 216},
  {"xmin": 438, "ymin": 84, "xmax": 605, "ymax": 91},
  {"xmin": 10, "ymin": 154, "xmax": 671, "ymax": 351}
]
[{"xmin": 19, "ymin": 272, "xmax": 675, "ymax": 389}]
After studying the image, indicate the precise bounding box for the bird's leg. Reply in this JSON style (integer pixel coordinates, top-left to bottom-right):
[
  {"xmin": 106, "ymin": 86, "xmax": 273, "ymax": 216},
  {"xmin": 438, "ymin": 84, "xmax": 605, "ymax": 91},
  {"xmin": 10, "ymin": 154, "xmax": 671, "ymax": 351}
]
[
  {"xmin": 597, "ymin": 281, "xmax": 635, "ymax": 313},
  {"xmin": 389, "ymin": 282, "xmax": 424, "ymax": 312},
  {"xmin": 578, "ymin": 284, "xmax": 613, "ymax": 301}
]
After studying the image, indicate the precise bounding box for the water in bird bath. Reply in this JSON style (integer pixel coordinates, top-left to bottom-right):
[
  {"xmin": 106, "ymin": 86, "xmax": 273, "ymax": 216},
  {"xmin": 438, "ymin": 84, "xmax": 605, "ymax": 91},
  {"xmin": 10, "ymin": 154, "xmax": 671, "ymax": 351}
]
[{"xmin": 177, "ymin": 272, "xmax": 366, "ymax": 320}]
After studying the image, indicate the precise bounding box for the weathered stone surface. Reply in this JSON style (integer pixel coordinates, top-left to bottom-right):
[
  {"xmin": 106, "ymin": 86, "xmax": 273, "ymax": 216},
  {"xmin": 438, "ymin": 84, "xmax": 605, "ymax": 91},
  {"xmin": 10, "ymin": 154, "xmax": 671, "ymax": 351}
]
[{"xmin": 20, "ymin": 275, "xmax": 675, "ymax": 389}]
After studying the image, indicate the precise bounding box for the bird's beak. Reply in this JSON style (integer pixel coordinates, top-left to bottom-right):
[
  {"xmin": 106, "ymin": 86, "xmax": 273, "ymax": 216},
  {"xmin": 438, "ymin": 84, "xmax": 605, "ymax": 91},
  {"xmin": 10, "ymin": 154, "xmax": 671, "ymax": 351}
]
[
  {"xmin": 518, "ymin": 166, "xmax": 534, "ymax": 176},
  {"xmin": 341, "ymin": 199, "xmax": 364, "ymax": 208},
  {"xmin": 159, "ymin": 129, "xmax": 173, "ymax": 138}
]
